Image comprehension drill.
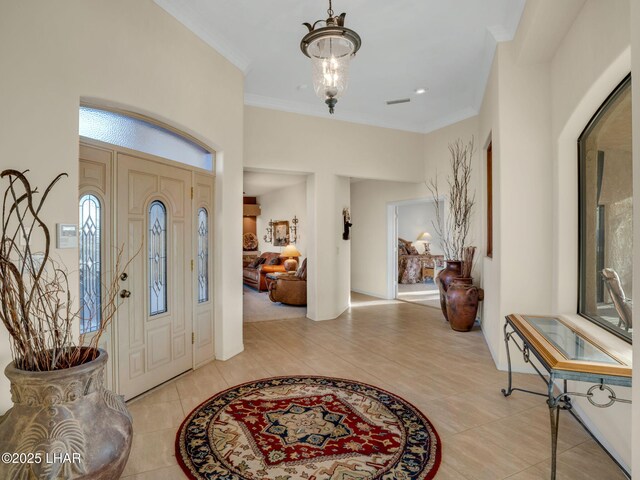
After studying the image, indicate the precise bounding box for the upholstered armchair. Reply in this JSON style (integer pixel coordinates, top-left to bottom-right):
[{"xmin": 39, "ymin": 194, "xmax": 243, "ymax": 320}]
[
  {"xmin": 601, "ymin": 268, "xmax": 632, "ymax": 331},
  {"xmin": 268, "ymin": 259, "xmax": 307, "ymax": 306}
]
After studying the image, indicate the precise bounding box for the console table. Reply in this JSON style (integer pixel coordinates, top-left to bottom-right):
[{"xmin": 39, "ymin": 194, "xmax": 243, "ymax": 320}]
[{"xmin": 502, "ymin": 314, "xmax": 632, "ymax": 480}]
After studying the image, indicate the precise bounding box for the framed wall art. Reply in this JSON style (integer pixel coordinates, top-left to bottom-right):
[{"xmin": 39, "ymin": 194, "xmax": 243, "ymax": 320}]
[{"xmin": 273, "ymin": 220, "xmax": 289, "ymax": 246}]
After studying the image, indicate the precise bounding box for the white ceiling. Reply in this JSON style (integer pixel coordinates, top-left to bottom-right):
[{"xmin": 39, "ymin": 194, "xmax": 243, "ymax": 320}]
[
  {"xmin": 155, "ymin": 0, "xmax": 526, "ymax": 133},
  {"xmin": 244, "ymin": 171, "xmax": 307, "ymax": 197}
]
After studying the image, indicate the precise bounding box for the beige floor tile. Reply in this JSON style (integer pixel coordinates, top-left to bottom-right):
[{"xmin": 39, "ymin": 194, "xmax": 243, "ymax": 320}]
[
  {"xmin": 441, "ymin": 430, "xmax": 531, "ymax": 480},
  {"xmin": 508, "ymin": 440, "xmax": 628, "ymax": 480},
  {"xmin": 433, "ymin": 461, "xmax": 471, "ymax": 479},
  {"xmin": 120, "ymin": 293, "xmax": 626, "ymax": 480},
  {"xmin": 517, "ymin": 406, "xmax": 592, "ymax": 452},
  {"xmin": 121, "ymin": 464, "xmax": 186, "ymax": 479},
  {"xmin": 128, "ymin": 382, "xmax": 180, "ymax": 406},
  {"xmin": 471, "ymin": 411, "xmax": 556, "ymax": 465},
  {"xmin": 121, "ymin": 428, "xmax": 177, "ymax": 477},
  {"xmin": 127, "ymin": 399, "xmax": 185, "ymax": 435}
]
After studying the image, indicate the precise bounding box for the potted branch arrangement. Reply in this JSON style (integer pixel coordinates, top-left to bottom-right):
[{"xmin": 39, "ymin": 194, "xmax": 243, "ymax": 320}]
[
  {"xmin": 0, "ymin": 170, "xmax": 132, "ymax": 479},
  {"xmin": 428, "ymin": 138, "xmax": 483, "ymax": 331},
  {"xmin": 446, "ymin": 246, "xmax": 483, "ymax": 331}
]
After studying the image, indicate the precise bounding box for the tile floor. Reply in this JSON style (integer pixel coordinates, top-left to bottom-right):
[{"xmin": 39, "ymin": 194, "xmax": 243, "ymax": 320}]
[{"xmin": 120, "ymin": 293, "xmax": 627, "ymax": 479}]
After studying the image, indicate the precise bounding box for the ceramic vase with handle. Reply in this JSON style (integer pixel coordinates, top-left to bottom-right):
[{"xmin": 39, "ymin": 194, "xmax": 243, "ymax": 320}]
[
  {"xmin": 436, "ymin": 260, "xmax": 462, "ymax": 320},
  {"xmin": 446, "ymin": 277, "xmax": 480, "ymax": 332},
  {"xmin": 0, "ymin": 348, "xmax": 132, "ymax": 479}
]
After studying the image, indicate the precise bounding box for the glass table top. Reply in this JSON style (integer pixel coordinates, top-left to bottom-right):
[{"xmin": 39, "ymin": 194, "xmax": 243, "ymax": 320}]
[{"xmin": 524, "ymin": 316, "xmax": 621, "ymax": 365}]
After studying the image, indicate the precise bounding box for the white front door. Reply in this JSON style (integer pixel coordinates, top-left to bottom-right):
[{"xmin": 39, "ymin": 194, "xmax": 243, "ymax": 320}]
[
  {"xmin": 192, "ymin": 172, "xmax": 215, "ymax": 367},
  {"xmin": 116, "ymin": 152, "xmax": 193, "ymax": 399}
]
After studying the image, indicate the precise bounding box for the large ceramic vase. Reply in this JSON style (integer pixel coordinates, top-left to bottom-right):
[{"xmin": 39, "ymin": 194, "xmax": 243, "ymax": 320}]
[
  {"xmin": 436, "ymin": 260, "xmax": 462, "ymax": 320},
  {"xmin": 0, "ymin": 348, "xmax": 133, "ymax": 479},
  {"xmin": 446, "ymin": 277, "xmax": 480, "ymax": 332}
]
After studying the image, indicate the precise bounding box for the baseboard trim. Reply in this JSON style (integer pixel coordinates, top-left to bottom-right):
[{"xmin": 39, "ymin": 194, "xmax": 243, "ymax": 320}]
[
  {"xmin": 350, "ymin": 288, "xmax": 391, "ymax": 300},
  {"xmin": 216, "ymin": 343, "xmax": 244, "ymax": 361}
]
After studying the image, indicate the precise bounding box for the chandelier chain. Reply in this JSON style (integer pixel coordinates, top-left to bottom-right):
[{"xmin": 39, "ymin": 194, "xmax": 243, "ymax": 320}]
[{"xmin": 327, "ymin": 0, "xmax": 334, "ymax": 17}]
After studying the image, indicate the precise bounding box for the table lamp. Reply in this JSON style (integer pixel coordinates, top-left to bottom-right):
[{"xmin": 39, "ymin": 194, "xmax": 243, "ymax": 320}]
[
  {"xmin": 281, "ymin": 244, "xmax": 302, "ymax": 272},
  {"xmin": 417, "ymin": 232, "xmax": 432, "ymax": 253}
]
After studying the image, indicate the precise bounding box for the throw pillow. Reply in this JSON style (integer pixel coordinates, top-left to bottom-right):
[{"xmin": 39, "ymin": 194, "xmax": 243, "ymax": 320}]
[
  {"xmin": 406, "ymin": 244, "xmax": 420, "ymax": 255},
  {"xmin": 249, "ymin": 257, "xmax": 265, "ymax": 268},
  {"xmin": 268, "ymin": 257, "xmax": 280, "ymax": 265}
]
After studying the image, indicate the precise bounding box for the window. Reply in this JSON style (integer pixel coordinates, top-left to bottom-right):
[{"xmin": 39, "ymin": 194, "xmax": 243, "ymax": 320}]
[
  {"xmin": 79, "ymin": 194, "xmax": 102, "ymax": 334},
  {"xmin": 149, "ymin": 201, "xmax": 168, "ymax": 316},
  {"xmin": 79, "ymin": 106, "xmax": 213, "ymax": 170},
  {"xmin": 578, "ymin": 75, "xmax": 632, "ymax": 342},
  {"xmin": 197, "ymin": 208, "xmax": 209, "ymax": 303}
]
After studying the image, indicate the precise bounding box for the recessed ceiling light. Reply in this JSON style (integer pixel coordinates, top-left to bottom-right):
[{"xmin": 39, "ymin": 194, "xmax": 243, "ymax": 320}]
[
  {"xmin": 415, "ymin": 88, "xmax": 427, "ymax": 95},
  {"xmin": 297, "ymin": 84, "xmax": 308, "ymax": 91}
]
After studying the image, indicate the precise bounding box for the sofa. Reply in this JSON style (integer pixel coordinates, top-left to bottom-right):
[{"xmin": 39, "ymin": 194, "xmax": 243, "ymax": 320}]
[
  {"xmin": 398, "ymin": 238, "xmax": 444, "ymax": 284},
  {"xmin": 268, "ymin": 259, "xmax": 307, "ymax": 306},
  {"xmin": 243, "ymin": 252, "xmax": 286, "ymax": 292}
]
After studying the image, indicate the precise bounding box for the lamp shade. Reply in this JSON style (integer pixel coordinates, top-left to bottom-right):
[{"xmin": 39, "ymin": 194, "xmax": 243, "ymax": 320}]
[
  {"xmin": 417, "ymin": 232, "xmax": 432, "ymax": 242},
  {"xmin": 281, "ymin": 244, "xmax": 301, "ymax": 258}
]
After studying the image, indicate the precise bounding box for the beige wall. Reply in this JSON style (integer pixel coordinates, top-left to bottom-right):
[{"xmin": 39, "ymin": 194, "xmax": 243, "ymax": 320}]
[
  {"xmin": 351, "ymin": 180, "xmax": 431, "ymax": 298},
  {"xmin": 423, "ymin": 117, "xmax": 481, "ymax": 276},
  {"xmin": 244, "ymin": 106, "xmax": 425, "ymax": 180},
  {"xmin": 0, "ymin": 0, "xmax": 245, "ymax": 413},
  {"xmin": 477, "ymin": 0, "xmax": 633, "ymax": 469},
  {"xmin": 244, "ymin": 106, "xmax": 424, "ymax": 320},
  {"xmin": 349, "ymin": 116, "xmax": 479, "ymax": 299},
  {"xmin": 549, "ymin": 1, "xmax": 631, "ymax": 467},
  {"xmin": 257, "ymin": 181, "xmax": 308, "ymax": 258}
]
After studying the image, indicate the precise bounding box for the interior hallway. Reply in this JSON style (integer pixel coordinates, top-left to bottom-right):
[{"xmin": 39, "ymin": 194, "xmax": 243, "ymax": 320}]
[{"xmin": 122, "ymin": 294, "xmax": 626, "ymax": 479}]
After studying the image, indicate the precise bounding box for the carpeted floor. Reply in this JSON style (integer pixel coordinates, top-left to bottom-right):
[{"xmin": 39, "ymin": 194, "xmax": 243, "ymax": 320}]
[
  {"xmin": 176, "ymin": 376, "xmax": 441, "ymax": 479},
  {"xmin": 243, "ymin": 285, "xmax": 307, "ymax": 322},
  {"xmin": 397, "ymin": 281, "xmax": 440, "ymax": 308}
]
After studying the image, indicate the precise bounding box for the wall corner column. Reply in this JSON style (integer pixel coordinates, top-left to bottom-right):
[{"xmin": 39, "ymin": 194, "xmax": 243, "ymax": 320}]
[{"xmin": 306, "ymin": 173, "xmax": 351, "ymax": 321}]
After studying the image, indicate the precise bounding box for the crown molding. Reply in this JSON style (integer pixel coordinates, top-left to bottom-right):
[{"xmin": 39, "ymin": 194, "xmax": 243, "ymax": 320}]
[{"xmin": 154, "ymin": 0, "xmax": 252, "ymax": 74}]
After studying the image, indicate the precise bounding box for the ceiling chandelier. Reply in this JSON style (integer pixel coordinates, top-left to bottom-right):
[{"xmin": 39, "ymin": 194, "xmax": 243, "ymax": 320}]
[{"xmin": 300, "ymin": 0, "xmax": 362, "ymax": 114}]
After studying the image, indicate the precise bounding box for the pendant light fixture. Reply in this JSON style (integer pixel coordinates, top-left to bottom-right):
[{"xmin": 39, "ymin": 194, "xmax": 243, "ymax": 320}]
[{"xmin": 300, "ymin": 0, "xmax": 362, "ymax": 114}]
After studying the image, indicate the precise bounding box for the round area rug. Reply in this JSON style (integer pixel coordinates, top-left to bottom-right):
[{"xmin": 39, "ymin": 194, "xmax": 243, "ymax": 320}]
[{"xmin": 176, "ymin": 376, "xmax": 441, "ymax": 479}]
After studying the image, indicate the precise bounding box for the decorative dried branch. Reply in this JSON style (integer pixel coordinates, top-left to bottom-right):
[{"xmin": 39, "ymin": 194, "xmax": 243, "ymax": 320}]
[
  {"xmin": 0, "ymin": 170, "xmax": 129, "ymax": 371},
  {"xmin": 461, "ymin": 246, "xmax": 476, "ymax": 278},
  {"xmin": 427, "ymin": 137, "xmax": 476, "ymax": 260}
]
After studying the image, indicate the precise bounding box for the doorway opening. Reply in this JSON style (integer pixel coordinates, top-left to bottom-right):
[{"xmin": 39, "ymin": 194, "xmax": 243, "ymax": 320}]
[
  {"xmin": 242, "ymin": 169, "xmax": 309, "ymax": 322},
  {"xmin": 392, "ymin": 199, "xmax": 444, "ymax": 308}
]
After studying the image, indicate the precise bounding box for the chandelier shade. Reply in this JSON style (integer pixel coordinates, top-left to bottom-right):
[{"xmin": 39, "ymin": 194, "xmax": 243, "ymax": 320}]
[{"xmin": 300, "ymin": 1, "xmax": 361, "ymax": 114}]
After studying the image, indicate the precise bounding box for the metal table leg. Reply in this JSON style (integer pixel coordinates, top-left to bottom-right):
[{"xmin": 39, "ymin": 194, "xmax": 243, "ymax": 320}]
[
  {"xmin": 501, "ymin": 322, "xmax": 514, "ymax": 397},
  {"xmin": 547, "ymin": 374, "xmax": 560, "ymax": 480}
]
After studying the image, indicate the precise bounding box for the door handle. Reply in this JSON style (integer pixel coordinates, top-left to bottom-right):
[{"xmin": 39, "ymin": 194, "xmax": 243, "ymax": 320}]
[{"xmin": 120, "ymin": 289, "xmax": 131, "ymax": 299}]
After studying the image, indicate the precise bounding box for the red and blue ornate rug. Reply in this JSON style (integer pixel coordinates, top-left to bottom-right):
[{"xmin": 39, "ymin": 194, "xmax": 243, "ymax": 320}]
[{"xmin": 175, "ymin": 376, "xmax": 441, "ymax": 479}]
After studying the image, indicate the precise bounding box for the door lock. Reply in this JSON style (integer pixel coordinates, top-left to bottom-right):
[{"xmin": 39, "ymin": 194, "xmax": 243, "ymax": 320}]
[{"xmin": 119, "ymin": 289, "xmax": 131, "ymax": 299}]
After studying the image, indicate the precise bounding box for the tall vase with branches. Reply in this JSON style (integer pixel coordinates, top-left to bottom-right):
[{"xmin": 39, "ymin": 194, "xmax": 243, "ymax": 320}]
[
  {"xmin": 427, "ymin": 137, "xmax": 475, "ymax": 262},
  {"xmin": 0, "ymin": 170, "xmax": 125, "ymax": 370},
  {"xmin": 0, "ymin": 169, "xmax": 134, "ymax": 479},
  {"xmin": 427, "ymin": 138, "xmax": 476, "ymax": 321}
]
